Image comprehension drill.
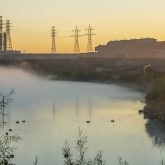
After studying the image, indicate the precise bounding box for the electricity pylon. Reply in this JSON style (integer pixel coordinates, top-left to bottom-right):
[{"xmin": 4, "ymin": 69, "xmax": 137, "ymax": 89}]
[
  {"xmin": 51, "ymin": 26, "xmax": 57, "ymax": 54},
  {"xmin": 0, "ymin": 16, "xmax": 3, "ymax": 51},
  {"xmin": 6, "ymin": 20, "xmax": 12, "ymax": 51},
  {"xmin": 84, "ymin": 24, "xmax": 96, "ymax": 53},
  {"xmin": 70, "ymin": 26, "xmax": 81, "ymax": 54}
]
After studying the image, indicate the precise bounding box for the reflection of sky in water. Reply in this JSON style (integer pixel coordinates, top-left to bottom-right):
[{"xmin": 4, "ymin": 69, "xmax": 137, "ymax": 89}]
[{"xmin": 0, "ymin": 67, "xmax": 165, "ymax": 165}]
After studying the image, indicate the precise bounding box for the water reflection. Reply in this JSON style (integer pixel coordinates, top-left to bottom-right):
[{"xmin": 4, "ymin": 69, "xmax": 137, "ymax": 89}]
[
  {"xmin": 88, "ymin": 97, "xmax": 93, "ymax": 121},
  {"xmin": 53, "ymin": 96, "xmax": 94, "ymax": 121},
  {"xmin": 52, "ymin": 100, "xmax": 56, "ymax": 119},
  {"xmin": 0, "ymin": 89, "xmax": 15, "ymax": 129},
  {"xmin": 145, "ymin": 119, "xmax": 165, "ymax": 150},
  {"xmin": 75, "ymin": 98, "xmax": 79, "ymax": 119}
]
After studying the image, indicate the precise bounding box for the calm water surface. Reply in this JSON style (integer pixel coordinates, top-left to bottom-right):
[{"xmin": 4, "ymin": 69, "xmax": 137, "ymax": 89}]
[{"xmin": 0, "ymin": 67, "xmax": 165, "ymax": 165}]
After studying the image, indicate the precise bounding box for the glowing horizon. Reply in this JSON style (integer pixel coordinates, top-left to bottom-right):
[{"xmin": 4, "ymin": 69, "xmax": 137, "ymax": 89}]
[{"xmin": 1, "ymin": 0, "xmax": 165, "ymax": 53}]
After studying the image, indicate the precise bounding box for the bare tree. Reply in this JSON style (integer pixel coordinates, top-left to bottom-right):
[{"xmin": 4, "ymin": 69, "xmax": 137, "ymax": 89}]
[
  {"xmin": 63, "ymin": 142, "xmax": 74, "ymax": 165},
  {"xmin": 75, "ymin": 128, "xmax": 88, "ymax": 165},
  {"xmin": 63, "ymin": 128, "xmax": 106, "ymax": 165},
  {"xmin": 0, "ymin": 89, "xmax": 15, "ymax": 127}
]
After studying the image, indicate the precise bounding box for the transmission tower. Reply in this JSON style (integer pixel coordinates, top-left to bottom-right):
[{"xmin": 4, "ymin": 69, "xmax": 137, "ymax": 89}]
[
  {"xmin": 70, "ymin": 26, "xmax": 81, "ymax": 54},
  {"xmin": 6, "ymin": 20, "xmax": 13, "ymax": 51},
  {"xmin": 51, "ymin": 26, "xmax": 57, "ymax": 54},
  {"xmin": 84, "ymin": 24, "xmax": 96, "ymax": 53},
  {"xmin": 0, "ymin": 16, "xmax": 3, "ymax": 51}
]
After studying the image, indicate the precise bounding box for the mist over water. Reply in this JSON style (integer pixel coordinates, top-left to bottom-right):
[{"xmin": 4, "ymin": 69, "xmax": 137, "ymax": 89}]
[{"xmin": 0, "ymin": 67, "xmax": 165, "ymax": 165}]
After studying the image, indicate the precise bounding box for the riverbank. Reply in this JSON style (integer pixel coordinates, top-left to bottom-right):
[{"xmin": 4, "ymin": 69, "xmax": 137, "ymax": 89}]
[
  {"xmin": 144, "ymin": 76, "xmax": 165, "ymax": 121},
  {"xmin": 0, "ymin": 57, "xmax": 165, "ymax": 122}
]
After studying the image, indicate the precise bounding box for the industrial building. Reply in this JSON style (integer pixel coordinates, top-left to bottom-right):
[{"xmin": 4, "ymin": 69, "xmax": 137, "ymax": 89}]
[
  {"xmin": 95, "ymin": 38, "xmax": 165, "ymax": 58},
  {"xmin": 0, "ymin": 16, "xmax": 21, "ymax": 55}
]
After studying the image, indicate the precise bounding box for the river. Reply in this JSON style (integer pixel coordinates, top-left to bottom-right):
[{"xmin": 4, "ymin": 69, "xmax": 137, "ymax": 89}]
[{"xmin": 0, "ymin": 66, "xmax": 164, "ymax": 165}]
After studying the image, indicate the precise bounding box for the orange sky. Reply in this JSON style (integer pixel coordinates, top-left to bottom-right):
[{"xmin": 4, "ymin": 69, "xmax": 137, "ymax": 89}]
[{"xmin": 1, "ymin": 0, "xmax": 165, "ymax": 53}]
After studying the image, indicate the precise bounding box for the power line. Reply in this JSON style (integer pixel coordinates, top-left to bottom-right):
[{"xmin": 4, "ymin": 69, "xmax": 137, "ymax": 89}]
[
  {"xmin": 13, "ymin": 26, "xmax": 50, "ymax": 36},
  {"xmin": 51, "ymin": 26, "xmax": 57, "ymax": 54},
  {"xmin": 70, "ymin": 26, "xmax": 81, "ymax": 54}
]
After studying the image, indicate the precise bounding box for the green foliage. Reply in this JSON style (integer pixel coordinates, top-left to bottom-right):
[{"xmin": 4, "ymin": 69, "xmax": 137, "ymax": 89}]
[{"xmin": 146, "ymin": 77, "xmax": 165, "ymax": 102}]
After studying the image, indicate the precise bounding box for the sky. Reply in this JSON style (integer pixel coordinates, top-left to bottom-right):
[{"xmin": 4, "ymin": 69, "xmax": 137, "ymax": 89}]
[{"xmin": 1, "ymin": 0, "xmax": 165, "ymax": 53}]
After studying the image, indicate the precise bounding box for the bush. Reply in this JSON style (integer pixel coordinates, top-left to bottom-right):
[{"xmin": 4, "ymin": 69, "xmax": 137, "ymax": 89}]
[
  {"xmin": 0, "ymin": 134, "xmax": 21, "ymax": 165},
  {"xmin": 63, "ymin": 128, "xmax": 106, "ymax": 165}
]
